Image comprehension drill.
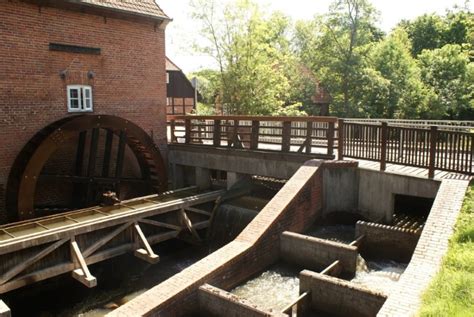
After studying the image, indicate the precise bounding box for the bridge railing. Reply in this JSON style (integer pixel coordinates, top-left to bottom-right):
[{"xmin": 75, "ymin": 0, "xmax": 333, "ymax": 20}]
[
  {"xmin": 167, "ymin": 115, "xmax": 339, "ymax": 158},
  {"xmin": 338, "ymin": 120, "xmax": 473, "ymax": 177},
  {"xmin": 167, "ymin": 116, "xmax": 473, "ymax": 177}
]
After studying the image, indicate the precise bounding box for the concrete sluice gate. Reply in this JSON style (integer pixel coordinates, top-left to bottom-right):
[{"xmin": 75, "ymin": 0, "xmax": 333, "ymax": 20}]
[{"xmin": 104, "ymin": 159, "xmax": 470, "ymax": 317}]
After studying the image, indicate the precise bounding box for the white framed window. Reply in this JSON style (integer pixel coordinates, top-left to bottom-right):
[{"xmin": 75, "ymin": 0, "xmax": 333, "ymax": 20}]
[{"xmin": 67, "ymin": 85, "xmax": 93, "ymax": 112}]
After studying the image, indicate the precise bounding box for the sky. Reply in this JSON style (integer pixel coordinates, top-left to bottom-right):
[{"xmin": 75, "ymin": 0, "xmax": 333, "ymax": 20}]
[{"xmin": 158, "ymin": 0, "xmax": 473, "ymax": 73}]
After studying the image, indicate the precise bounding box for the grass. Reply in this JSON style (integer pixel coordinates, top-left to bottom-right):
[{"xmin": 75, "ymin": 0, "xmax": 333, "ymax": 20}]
[{"xmin": 420, "ymin": 184, "xmax": 474, "ymax": 317}]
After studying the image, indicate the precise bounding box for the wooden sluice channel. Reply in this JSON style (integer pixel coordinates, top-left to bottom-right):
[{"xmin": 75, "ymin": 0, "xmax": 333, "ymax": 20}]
[{"xmin": 0, "ymin": 186, "xmax": 224, "ymax": 294}]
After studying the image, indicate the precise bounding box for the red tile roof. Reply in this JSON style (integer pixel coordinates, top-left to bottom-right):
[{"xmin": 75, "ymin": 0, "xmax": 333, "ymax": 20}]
[{"xmin": 72, "ymin": 0, "xmax": 170, "ymax": 20}]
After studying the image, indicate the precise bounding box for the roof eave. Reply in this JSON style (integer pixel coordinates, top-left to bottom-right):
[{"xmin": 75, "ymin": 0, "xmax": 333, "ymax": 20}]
[{"xmin": 22, "ymin": 0, "xmax": 173, "ymax": 24}]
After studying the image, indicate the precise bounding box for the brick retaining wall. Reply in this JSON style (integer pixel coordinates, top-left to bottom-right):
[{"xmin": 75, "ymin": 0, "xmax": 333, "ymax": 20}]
[
  {"xmin": 378, "ymin": 179, "xmax": 470, "ymax": 316},
  {"xmin": 355, "ymin": 221, "xmax": 421, "ymax": 263},
  {"xmin": 109, "ymin": 160, "xmax": 358, "ymax": 316}
]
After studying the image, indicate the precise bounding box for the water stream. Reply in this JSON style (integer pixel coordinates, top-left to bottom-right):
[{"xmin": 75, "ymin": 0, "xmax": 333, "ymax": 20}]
[
  {"xmin": 351, "ymin": 260, "xmax": 407, "ymax": 296},
  {"xmin": 231, "ymin": 263, "xmax": 300, "ymax": 312},
  {"xmin": 230, "ymin": 225, "xmax": 408, "ymax": 313}
]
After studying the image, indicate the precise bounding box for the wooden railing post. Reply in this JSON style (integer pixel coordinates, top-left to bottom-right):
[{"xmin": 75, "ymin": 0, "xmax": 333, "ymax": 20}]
[
  {"xmin": 380, "ymin": 122, "xmax": 388, "ymax": 171},
  {"xmin": 327, "ymin": 122, "xmax": 335, "ymax": 157},
  {"xmin": 428, "ymin": 126, "xmax": 438, "ymax": 178},
  {"xmin": 213, "ymin": 120, "xmax": 221, "ymax": 147},
  {"xmin": 250, "ymin": 120, "xmax": 259, "ymax": 150},
  {"xmin": 184, "ymin": 119, "xmax": 191, "ymax": 144},
  {"xmin": 337, "ymin": 119, "xmax": 344, "ymax": 160},
  {"xmin": 306, "ymin": 121, "xmax": 313, "ymax": 154},
  {"xmin": 170, "ymin": 120, "xmax": 176, "ymax": 143},
  {"xmin": 282, "ymin": 121, "xmax": 291, "ymax": 152}
]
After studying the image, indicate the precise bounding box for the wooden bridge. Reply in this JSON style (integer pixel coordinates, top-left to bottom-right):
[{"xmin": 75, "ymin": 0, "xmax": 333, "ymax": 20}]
[
  {"xmin": 168, "ymin": 115, "xmax": 473, "ymax": 179},
  {"xmin": 0, "ymin": 187, "xmax": 223, "ymax": 294}
]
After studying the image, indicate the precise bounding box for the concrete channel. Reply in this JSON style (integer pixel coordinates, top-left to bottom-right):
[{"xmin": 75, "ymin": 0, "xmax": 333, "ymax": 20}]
[{"xmin": 108, "ymin": 160, "xmax": 469, "ymax": 317}]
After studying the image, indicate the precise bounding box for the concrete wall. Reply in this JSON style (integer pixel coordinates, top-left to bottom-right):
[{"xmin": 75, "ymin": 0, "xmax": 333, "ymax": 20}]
[
  {"xmin": 356, "ymin": 221, "xmax": 421, "ymax": 263},
  {"xmin": 358, "ymin": 170, "xmax": 440, "ymax": 222},
  {"xmin": 300, "ymin": 270, "xmax": 386, "ymax": 317},
  {"xmin": 198, "ymin": 284, "xmax": 285, "ymax": 317},
  {"xmin": 281, "ymin": 231, "xmax": 358, "ymax": 275},
  {"xmin": 322, "ymin": 166, "xmax": 359, "ymax": 215},
  {"xmin": 168, "ymin": 145, "xmax": 312, "ymax": 180}
]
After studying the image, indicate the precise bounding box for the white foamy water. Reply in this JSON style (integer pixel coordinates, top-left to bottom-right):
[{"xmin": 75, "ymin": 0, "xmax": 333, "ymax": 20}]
[
  {"xmin": 351, "ymin": 260, "xmax": 407, "ymax": 296},
  {"xmin": 231, "ymin": 266, "xmax": 299, "ymax": 312}
]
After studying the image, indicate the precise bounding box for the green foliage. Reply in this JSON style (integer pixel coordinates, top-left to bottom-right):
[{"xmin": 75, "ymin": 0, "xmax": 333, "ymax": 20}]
[
  {"xmin": 295, "ymin": 0, "xmax": 383, "ymax": 117},
  {"xmin": 272, "ymin": 103, "xmax": 308, "ymax": 116},
  {"xmin": 188, "ymin": 69, "xmax": 221, "ymax": 106},
  {"xmin": 190, "ymin": 0, "xmax": 473, "ymax": 119},
  {"xmin": 418, "ymin": 44, "xmax": 474, "ymax": 119},
  {"xmin": 367, "ymin": 29, "xmax": 433, "ymax": 118},
  {"xmin": 190, "ymin": 0, "xmax": 307, "ymax": 116},
  {"xmin": 421, "ymin": 185, "xmax": 474, "ymax": 316},
  {"xmin": 401, "ymin": 9, "xmax": 474, "ymax": 57},
  {"xmin": 195, "ymin": 102, "xmax": 216, "ymax": 115}
]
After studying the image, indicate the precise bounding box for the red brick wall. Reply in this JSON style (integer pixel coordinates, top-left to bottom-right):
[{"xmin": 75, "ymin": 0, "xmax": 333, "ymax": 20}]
[{"xmin": 0, "ymin": 1, "xmax": 167, "ymax": 222}]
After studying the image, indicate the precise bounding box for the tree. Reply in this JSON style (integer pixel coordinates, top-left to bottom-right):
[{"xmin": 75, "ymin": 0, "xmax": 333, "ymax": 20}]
[
  {"xmin": 190, "ymin": 0, "xmax": 306, "ymax": 115},
  {"xmin": 401, "ymin": 9, "xmax": 474, "ymax": 57},
  {"xmin": 418, "ymin": 44, "xmax": 474, "ymax": 119},
  {"xmin": 368, "ymin": 29, "xmax": 432, "ymax": 118},
  {"xmin": 294, "ymin": 0, "xmax": 382, "ymax": 117},
  {"xmin": 400, "ymin": 14, "xmax": 446, "ymax": 56}
]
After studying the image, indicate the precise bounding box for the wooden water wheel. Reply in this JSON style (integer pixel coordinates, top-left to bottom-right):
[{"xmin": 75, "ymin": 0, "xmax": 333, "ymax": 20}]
[{"xmin": 6, "ymin": 115, "xmax": 167, "ymax": 222}]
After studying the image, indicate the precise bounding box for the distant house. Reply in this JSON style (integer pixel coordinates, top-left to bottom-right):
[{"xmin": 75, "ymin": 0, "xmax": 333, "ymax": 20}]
[
  {"xmin": 300, "ymin": 65, "xmax": 332, "ymax": 116},
  {"xmin": 166, "ymin": 57, "xmax": 201, "ymax": 115},
  {"xmin": 311, "ymin": 82, "xmax": 332, "ymax": 116}
]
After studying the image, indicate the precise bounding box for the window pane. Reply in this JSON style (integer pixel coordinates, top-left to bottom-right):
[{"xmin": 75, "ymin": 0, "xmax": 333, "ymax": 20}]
[
  {"xmin": 70, "ymin": 89, "xmax": 78, "ymax": 98},
  {"xmin": 84, "ymin": 98, "xmax": 91, "ymax": 109},
  {"xmin": 70, "ymin": 99, "xmax": 79, "ymax": 109},
  {"xmin": 84, "ymin": 88, "xmax": 91, "ymax": 98}
]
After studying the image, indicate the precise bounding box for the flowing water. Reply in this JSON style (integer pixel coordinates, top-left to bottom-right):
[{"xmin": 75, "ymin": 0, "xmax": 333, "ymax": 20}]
[
  {"xmin": 230, "ymin": 263, "xmax": 300, "ymax": 312},
  {"xmin": 351, "ymin": 260, "xmax": 407, "ymax": 296},
  {"xmin": 230, "ymin": 225, "xmax": 407, "ymax": 313}
]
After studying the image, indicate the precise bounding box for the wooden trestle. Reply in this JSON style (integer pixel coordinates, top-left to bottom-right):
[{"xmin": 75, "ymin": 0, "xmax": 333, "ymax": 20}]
[{"xmin": 0, "ymin": 186, "xmax": 224, "ymax": 294}]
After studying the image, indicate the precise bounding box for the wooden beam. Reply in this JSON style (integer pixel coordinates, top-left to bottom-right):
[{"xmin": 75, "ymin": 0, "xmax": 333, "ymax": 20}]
[
  {"xmin": 184, "ymin": 207, "xmax": 212, "ymax": 217},
  {"xmin": 133, "ymin": 223, "xmax": 159, "ymax": 264},
  {"xmin": 102, "ymin": 129, "xmax": 114, "ymax": 177},
  {"xmin": 39, "ymin": 174, "xmax": 152, "ymax": 185},
  {"xmin": 82, "ymin": 221, "xmax": 132, "ymax": 258},
  {"xmin": 138, "ymin": 218, "xmax": 182, "ymax": 231},
  {"xmin": 0, "ymin": 239, "xmax": 68, "ymax": 285},
  {"xmin": 85, "ymin": 128, "xmax": 100, "ymax": 205},
  {"xmin": 87, "ymin": 128, "xmax": 100, "ymax": 177},
  {"xmin": 179, "ymin": 209, "xmax": 201, "ymax": 243},
  {"xmin": 71, "ymin": 240, "xmax": 97, "ymax": 288},
  {"xmin": 75, "ymin": 131, "xmax": 87, "ymax": 176},
  {"xmin": 0, "ymin": 189, "xmax": 225, "ymax": 255},
  {"xmin": 115, "ymin": 131, "xmax": 126, "ymax": 178}
]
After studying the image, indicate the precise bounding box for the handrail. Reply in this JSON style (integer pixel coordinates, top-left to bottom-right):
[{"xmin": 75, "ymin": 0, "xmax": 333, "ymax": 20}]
[
  {"xmin": 167, "ymin": 115, "xmax": 339, "ymax": 123},
  {"xmin": 167, "ymin": 116, "xmax": 474, "ymax": 177}
]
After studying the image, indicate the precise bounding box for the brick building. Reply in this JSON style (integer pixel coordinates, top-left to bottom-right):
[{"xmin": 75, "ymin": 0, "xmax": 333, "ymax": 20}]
[{"xmin": 0, "ymin": 0, "xmax": 170, "ymax": 223}]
